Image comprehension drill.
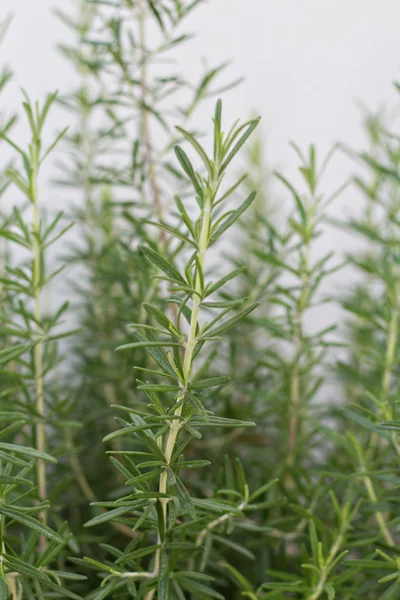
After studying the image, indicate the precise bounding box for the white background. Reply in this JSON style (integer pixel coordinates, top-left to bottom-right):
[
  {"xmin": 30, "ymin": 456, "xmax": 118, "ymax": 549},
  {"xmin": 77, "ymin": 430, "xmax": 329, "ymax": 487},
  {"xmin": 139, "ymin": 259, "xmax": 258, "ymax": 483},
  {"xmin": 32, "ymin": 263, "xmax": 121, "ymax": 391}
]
[
  {"xmin": 2, "ymin": 0, "xmax": 400, "ymax": 312},
  {"xmin": 3, "ymin": 0, "xmax": 400, "ymax": 162}
]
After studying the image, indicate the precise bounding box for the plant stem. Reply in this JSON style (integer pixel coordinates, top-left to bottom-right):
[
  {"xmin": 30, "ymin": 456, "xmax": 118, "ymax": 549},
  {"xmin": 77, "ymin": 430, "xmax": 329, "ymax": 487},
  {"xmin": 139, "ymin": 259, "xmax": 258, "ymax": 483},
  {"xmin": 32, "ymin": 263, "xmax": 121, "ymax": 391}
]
[
  {"xmin": 268, "ymin": 492, "xmax": 322, "ymax": 542},
  {"xmin": 145, "ymin": 195, "xmax": 213, "ymax": 600},
  {"xmin": 7, "ymin": 574, "xmax": 20, "ymax": 600},
  {"xmin": 32, "ymin": 170, "xmax": 47, "ymax": 547},
  {"xmin": 360, "ymin": 461, "xmax": 394, "ymax": 547},
  {"xmin": 196, "ymin": 500, "xmax": 246, "ymax": 548}
]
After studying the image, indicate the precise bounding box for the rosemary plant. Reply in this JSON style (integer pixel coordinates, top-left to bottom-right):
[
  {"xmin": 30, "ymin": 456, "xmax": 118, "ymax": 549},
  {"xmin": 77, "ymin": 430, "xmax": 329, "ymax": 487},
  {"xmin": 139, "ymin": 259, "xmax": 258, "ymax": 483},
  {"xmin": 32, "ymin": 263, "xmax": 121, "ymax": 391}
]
[
  {"xmin": 54, "ymin": 0, "xmax": 240, "ymax": 521},
  {"xmin": 76, "ymin": 101, "xmax": 270, "ymax": 599},
  {"xmin": 331, "ymin": 100, "xmax": 400, "ymax": 596},
  {"xmin": 0, "ymin": 92, "xmax": 84, "ymax": 598},
  {"xmin": 3, "ymin": 1, "xmax": 400, "ymax": 598}
]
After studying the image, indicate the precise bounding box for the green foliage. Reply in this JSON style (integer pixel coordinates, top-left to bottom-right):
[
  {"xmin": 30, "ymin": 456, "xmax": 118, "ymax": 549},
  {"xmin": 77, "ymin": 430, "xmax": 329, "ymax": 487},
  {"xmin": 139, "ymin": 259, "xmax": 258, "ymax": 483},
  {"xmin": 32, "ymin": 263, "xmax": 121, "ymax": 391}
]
[
  {"xmin": 2, "ymin": 1, "xmax": 400, "ymax": 599},
  {"xmin": 0, "ymin": 87, "xmax": 80, "ymax": 596},
  {"xmin": 80, "ymin": 100, "xmax": 262, "ymax": 599}
]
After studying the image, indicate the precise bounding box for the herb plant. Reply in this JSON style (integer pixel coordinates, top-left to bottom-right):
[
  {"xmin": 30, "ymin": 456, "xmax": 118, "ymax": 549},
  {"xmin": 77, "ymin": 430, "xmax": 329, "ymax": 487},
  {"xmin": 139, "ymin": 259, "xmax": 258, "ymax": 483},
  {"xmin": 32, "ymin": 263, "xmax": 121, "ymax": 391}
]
[
  {"xmin": 2, "ymin": 1, "xmax": 400, "ymax": 599},
  {"xmin": 0, "ymin": 90, "xmax": 81, "ymax": 598}
]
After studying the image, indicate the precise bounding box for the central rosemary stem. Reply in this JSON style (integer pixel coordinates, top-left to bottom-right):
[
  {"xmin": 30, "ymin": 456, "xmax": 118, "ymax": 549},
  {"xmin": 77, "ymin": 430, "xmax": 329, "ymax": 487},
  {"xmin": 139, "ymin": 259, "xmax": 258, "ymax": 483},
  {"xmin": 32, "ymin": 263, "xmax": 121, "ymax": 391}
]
[
  {"xmin": 31, "ymin": 169, "xmax": 47, "ymax": 544},
  {"xmin": 146, "ymin": 197, "xmax": 212, "ymax": 599}
]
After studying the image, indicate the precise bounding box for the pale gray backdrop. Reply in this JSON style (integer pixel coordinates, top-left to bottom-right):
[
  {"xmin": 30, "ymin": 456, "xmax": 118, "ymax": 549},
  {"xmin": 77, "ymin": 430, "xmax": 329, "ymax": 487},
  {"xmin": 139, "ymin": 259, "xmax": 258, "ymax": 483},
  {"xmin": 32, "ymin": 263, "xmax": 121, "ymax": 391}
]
[{"xmin": 2, "ymin": 0, "xmax": 400, "ymax": 331}]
